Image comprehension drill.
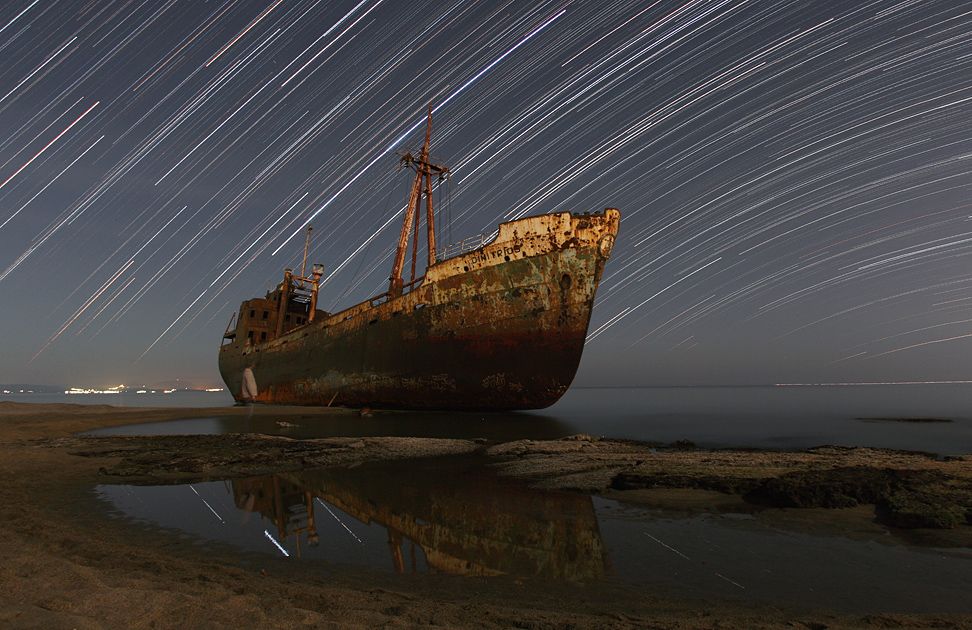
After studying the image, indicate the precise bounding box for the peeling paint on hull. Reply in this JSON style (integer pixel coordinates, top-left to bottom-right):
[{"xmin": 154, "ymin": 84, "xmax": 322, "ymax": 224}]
[{"xmin": 218, "ymin": 209, "xmax": 619, "ymax": 410}]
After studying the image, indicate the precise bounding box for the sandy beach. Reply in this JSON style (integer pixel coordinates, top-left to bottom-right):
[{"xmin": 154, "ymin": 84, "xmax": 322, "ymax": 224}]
[{"xmin": 1, "ymin": 401, "xmax": 969, "ymax": 629}]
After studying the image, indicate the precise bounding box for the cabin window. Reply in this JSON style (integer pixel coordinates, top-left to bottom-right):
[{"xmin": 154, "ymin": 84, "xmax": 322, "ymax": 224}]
[
  {"xmin": 262, "ymin": 310, "xmax": 269, "ymax": 320},
  {"xmin": 248, "ymin": 309, "xmax": 255, "ymax": 318},
  {"xmin": 247, "ymin": 330, "xmax": 253, "ymax": 339},
  {"xmin": 260, "ymin": 331, "xmax": 267, "ymax": 341}
]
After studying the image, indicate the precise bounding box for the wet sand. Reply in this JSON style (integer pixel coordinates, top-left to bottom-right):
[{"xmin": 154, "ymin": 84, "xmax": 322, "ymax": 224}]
[{"xmin": 1, "ymin": 401, "xmax": 969, "ymax": 628}]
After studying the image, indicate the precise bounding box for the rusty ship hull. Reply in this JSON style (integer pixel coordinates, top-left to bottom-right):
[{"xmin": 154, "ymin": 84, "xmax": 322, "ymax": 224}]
[{"xmin": 218, "ymin": 209, "xmax": 619, "ymax": 411}]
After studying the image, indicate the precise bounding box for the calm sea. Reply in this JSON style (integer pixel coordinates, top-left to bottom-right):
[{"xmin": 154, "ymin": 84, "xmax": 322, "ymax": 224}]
[{"xmin": 7, "ymin": 384, "xmax": 971, "ymax": 455}]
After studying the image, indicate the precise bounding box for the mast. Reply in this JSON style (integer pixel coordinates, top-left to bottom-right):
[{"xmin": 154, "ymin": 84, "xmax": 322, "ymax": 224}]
[{"xmin": 388, "ymin": 104, "xmax": 449, "ymax": 297}]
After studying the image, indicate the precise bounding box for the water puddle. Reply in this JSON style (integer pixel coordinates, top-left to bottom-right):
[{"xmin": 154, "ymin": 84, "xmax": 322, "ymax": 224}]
[
  {"xmin": 99, "ymin": 457, "xmax": 601, "ymax": 579},
  {"xmin": 96, "ymin": 456, "xmax": 972, "ymax": 613}
]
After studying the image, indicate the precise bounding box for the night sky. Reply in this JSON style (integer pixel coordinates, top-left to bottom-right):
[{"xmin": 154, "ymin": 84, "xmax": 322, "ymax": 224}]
[{"xmin": 2, "ymin": 0, "xmax": 971, "ymax": 388}]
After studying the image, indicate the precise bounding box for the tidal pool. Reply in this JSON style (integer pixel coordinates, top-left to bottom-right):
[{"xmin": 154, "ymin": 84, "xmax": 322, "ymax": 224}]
[{"xmin": 96, "ymin": 456, "xmax": 972, "ymax": 614}]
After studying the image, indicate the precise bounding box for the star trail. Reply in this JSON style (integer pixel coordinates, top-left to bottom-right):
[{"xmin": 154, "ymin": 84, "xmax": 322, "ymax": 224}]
[{"xmin": 1, "ymin": 0, "xmax": 971, "ymax": 387}]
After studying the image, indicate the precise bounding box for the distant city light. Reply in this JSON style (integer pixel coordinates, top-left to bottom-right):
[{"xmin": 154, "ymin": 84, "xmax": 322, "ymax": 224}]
[
  {"xmin": 56, "ymin": 385, "xmax": 225, "ymax": 394},
  {"xmin": 65, "ymin": 385, "xmax": 124, "ymax": 395}
]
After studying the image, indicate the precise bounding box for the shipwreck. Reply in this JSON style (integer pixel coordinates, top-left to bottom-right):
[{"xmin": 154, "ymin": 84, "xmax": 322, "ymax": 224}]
[{"xmin": 218, "ymin": 108, "xmax": 619, "ymax": 410}]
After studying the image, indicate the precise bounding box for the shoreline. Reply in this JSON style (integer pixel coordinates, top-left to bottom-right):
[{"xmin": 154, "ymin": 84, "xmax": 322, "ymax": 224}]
[{"xmin": 1, "ymin": 401, "xmax": 969, "ymax": 628}]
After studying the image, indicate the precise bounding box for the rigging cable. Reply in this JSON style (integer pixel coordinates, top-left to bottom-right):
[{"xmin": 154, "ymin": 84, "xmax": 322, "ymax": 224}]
[{"xmin": 330, "ymin": 166, "xmax": 400, "ymax": 307}]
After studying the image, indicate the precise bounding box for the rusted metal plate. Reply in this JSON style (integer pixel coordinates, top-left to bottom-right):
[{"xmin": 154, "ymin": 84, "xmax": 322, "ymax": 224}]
[{"xmin": 218, "ymin": 209, "xmax": 620, "ymax": 410}]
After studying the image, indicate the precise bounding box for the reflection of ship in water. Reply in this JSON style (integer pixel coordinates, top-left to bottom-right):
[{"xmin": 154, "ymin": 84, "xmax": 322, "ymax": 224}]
[{"xmin": 232, "ymin": 459, "xmax": 605, "ymax": 580}]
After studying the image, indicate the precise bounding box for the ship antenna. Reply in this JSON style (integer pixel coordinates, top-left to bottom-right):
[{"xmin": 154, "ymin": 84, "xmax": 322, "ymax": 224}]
[{"xmin": 300, "ymin": 226, "xmax": 313, "ymax": 281}]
